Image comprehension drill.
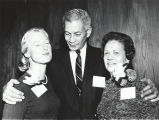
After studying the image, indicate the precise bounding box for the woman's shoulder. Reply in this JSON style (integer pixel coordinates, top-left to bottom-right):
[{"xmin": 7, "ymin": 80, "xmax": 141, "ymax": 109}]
[
  {"xmin": 14, "ymin": 72, "xmax": 32, "ymax": 94},
  {"xmin": 98, "ymin": 79, "xmax": 159, "ymax": 119},
  {"xmin": 131, "ymin": 79, "xmax": 159, "ymax": 118}
]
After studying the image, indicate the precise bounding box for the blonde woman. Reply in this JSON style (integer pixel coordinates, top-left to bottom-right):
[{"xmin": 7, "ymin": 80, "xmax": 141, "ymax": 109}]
[{"xmin": 2, "ymin": 28, "xmax": 60, "ymax": 119}]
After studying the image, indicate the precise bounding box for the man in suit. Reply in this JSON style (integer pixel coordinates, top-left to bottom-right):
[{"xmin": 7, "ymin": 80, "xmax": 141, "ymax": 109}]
[
  {"xmin": 47, "ymin": 9, "xmax": 107, "ymax": 119},
  {"xmin": 2, "ymin": 8, "xmax": 159, "ymax": 119}
]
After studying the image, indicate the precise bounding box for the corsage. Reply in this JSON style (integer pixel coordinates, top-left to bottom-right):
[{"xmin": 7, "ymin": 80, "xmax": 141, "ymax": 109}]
[{"xmin": 111, "ymin": 63, "xmax": 137, "ymax": 87}]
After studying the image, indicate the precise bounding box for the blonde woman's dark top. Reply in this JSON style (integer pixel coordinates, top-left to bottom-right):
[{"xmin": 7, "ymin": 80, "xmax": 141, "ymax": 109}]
[{"xmin": 3, "ymin": 72, "xmax": 61, "ymax": 119}]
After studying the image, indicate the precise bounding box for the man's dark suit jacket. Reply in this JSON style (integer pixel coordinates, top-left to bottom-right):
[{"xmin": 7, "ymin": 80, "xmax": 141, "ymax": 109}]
[{"xmin": 47, "ymin": 44, "xmax": 107, "ymax": 119}]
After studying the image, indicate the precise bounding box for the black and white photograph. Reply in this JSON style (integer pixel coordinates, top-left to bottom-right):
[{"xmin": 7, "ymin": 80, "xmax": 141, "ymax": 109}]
[{"xmin": 0, "ymin": 0, "xmax": 159, "ymax": 119}]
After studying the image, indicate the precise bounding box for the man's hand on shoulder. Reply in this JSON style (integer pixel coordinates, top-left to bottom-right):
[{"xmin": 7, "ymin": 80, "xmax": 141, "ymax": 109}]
[
  {"xmin": 140, "ymin": 78, "xmax": 159, "ymax": 102},
  {"xmin": 2, "ymin": 79, "xmax": 25, "ymax": 104}
]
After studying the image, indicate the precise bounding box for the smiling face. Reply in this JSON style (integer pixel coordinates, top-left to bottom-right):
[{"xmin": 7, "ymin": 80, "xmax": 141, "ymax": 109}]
[
  {"xmin": 64, "ymin": 20, "xmax": 91, "ymax": 51},
  {"xmin": 104, "ymin": 40, "xmax": 129, "ymax": 73},
  {"xmin": 26, "ymin": 31, "xmax": 52, "ymax": 64}
]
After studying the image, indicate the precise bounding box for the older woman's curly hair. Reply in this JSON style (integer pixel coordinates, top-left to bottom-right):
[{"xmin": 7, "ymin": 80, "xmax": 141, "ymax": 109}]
[{"xmin": 101, "ymin": 32, "xmax": 135, "ymax": 61}]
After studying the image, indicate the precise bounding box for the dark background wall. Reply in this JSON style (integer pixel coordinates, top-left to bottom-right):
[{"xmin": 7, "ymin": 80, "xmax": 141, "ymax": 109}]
[{"xmin": 0, "ymin": 0, "xmax": 159, "ymax": 118}]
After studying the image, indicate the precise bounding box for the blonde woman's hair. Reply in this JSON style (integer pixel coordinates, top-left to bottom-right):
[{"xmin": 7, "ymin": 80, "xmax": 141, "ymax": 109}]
[{"xmin": 18, "ymin": 27, "xmax": 49, "ymax": 72}]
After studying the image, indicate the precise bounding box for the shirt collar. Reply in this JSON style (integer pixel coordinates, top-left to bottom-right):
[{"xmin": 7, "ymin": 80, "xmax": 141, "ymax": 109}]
[{"xmin": 80, "ymin": 43, "xmax": 87, "ymax": 54}]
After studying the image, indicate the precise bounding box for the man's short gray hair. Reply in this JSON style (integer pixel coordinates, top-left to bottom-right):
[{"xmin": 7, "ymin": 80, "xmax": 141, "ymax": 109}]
[{"xmin": 62, "ymin": 8, "xmax": 92, "ymax": 30}]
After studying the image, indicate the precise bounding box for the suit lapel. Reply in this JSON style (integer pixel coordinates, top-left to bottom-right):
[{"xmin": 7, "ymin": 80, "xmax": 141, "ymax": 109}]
[
  {"xmin": 83, "ymin": 45, "xmax": 96, "ymax": 82},
  {"xmin": 63, "ymin": 51, "xmax": 75, "ymax": 87},
  {"xmin": 62, "ymin": 50, "xmax": 79, "ymax": 110}
]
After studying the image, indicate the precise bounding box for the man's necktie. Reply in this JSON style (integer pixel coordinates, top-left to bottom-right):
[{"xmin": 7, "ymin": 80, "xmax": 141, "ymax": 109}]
[{"xmin": 75, "ymin": 50, "xmax": 83, "ymax": 96}]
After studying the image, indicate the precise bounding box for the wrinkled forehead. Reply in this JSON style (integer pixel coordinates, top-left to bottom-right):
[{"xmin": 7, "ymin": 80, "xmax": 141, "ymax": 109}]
[{"xmin": 64, "ymin": 20, "xmax": 85, "ymax": 32}]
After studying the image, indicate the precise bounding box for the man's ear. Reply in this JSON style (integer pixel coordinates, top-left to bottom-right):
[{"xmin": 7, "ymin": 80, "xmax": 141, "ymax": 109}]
[{"xmin": 86, "ymin": 26, "xmax": 92, "ymax": 38}]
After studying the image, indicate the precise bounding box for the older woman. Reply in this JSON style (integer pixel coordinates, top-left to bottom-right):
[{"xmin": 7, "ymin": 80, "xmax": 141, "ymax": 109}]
[
  {"xmin": 97, "ymin": 32, "xmax": 159, "ymax": 119},
  {"xmin": 2, "ymin": 28, "xmax": 60, "ymax": 119}
]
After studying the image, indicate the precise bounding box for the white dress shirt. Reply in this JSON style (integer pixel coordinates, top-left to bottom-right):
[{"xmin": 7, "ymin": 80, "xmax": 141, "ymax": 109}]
[{"xmin": 69, "ymin": 44, "xmax": 87, "ymax": 84}]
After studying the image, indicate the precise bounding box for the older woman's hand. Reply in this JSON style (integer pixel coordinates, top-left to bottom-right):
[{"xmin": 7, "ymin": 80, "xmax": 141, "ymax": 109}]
[{"xmin": 140, "ymin": 78, "xmax": 159, "ymax": 102}]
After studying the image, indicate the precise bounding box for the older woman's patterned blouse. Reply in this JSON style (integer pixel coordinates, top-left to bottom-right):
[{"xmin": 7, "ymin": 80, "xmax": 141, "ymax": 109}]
[{"xmin": 97, "ymin": 78, "xmax": 159, "ymax": 119}]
